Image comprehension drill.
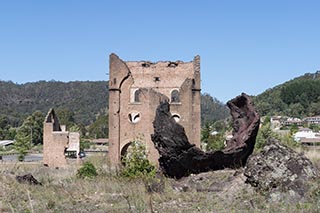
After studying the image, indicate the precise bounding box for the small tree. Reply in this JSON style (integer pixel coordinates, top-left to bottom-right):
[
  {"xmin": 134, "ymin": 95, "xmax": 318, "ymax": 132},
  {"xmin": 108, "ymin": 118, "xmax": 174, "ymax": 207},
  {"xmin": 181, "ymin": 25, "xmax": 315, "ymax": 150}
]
[
  {"xmin": 201, "ymin": 122, "xmax": 226, "ymax": 151},
  {"xmin": 121, "ymin": 140, "xmax": 156, "ymax": 178},
  {"xmin": 255, "ymin": 122, "xmax": 273, "ymax": 150},
  {"xmin": 290, "ymin": 123, "xmax": 299, "ymax": 135},
  {"xmin": 14, "ymin": 126, "xmax": 32, "ymax": 161},
  {"xmin": 206, "ymin": 133, "xmax": 226, "ymax": 151}
]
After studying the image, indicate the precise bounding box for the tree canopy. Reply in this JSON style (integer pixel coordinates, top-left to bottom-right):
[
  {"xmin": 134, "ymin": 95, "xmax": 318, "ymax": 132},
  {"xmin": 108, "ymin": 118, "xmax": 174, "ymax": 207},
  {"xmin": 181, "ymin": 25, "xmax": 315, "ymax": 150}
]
[{"xmin": 254, "ymin": 71, "xmax": 320, "ymax": 118}]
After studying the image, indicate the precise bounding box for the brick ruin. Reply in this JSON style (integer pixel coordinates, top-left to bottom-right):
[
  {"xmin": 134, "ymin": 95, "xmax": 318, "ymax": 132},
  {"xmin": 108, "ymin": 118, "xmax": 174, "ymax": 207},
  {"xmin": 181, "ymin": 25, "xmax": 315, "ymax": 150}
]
[
  {"xmin": 108, "ymin": 53, "xmax": 201, "ymax": 166},
  {"xmin": 43, "ymin": 108, "xmax": 80, "ymax": 168}
]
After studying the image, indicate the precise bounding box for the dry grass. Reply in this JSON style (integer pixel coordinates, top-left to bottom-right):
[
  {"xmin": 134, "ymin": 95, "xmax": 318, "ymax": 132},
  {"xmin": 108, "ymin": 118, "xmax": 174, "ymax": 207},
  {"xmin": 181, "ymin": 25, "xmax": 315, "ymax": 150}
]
[
  {"xmin": 295, "ymin": 146, "xmax": 320, "ymax": 170},
  {"xmin": 1, "ymin": 154, "xmax": 320, "ymax": 212}
]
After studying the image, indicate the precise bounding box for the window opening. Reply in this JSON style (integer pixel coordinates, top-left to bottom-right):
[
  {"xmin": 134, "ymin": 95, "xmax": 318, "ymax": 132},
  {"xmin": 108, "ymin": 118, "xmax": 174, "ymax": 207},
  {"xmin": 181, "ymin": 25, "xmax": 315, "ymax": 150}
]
[{"xmin": 171, "ymin": 89, "xmax": 180, "ymax": 103}]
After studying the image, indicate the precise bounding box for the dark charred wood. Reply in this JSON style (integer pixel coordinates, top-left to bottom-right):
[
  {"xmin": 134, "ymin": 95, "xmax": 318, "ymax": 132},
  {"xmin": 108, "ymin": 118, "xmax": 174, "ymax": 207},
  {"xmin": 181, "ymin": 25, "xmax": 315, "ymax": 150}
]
[
  {"xmin": 151, "ymin": 93, "xmax": 260, "ymax": 179},
  {"xmin": 16, "ymin": 173, "xmax": 42, "ymax": 185}
]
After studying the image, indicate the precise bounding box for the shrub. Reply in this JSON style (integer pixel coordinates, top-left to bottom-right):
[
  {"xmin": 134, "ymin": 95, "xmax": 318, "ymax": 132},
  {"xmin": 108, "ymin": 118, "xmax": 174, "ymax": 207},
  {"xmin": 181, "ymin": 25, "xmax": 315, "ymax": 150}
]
[
  {"xmin": 121, "ymin": 140, "xmax": 156, "ymax": 178},
  {"xmin": 77, "ymin": 161, "xmax": 98, "ymax": 179},
  {"xmin": 80, "ymin": 140, "xmax": 91, "ymax": 151}
]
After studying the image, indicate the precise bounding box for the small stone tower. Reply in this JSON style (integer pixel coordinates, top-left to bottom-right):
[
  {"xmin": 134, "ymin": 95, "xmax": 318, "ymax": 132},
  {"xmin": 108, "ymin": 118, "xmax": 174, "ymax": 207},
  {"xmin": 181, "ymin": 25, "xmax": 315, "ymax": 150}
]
[
  {"xmin": 43, "ymin": 108, "xmax": 80, "ymax": 168},
  {"xmin": 108, "ymin": 53, "xmax": 201, "ymax": 166},
  {"xmin": 43, "ymin": 109, "xmax": 69, "ymax": 167}
]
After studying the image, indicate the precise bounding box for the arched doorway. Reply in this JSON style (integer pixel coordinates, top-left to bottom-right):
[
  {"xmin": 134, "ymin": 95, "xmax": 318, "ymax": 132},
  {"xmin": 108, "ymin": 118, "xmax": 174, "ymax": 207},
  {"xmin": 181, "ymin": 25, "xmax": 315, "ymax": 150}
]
[{"xmin": 120, "ymin": 142, "xmax": 132, "ymax": 165}]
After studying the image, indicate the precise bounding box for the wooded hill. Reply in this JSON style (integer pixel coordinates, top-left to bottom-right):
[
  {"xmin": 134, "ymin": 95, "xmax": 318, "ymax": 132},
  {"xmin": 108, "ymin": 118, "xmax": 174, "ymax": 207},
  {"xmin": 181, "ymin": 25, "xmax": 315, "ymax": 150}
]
[
  {"xmin": 0, "ymin": 80, "xmax": 229, "ymax": 127},
  {"xmin": 254, "ymin": 71, "xmax": 320, "ymax": 118},
  {"xmin": 3, "ymin": 69, "xmax": 319, "ymax": 128},
  {"xmin": 0, "ymin": 80, "xmax": 108, "ymax": 126}
]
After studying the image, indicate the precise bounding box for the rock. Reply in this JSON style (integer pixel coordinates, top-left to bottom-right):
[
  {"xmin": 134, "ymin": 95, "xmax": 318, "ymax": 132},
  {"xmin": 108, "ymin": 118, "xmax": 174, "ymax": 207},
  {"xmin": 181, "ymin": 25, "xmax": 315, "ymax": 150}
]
[
  {"xmin": 151, "ymin": 93, "xmax": 260, "ymax": 179},
  {"xmin": 169, "ymin": 169, "xmax": 255, "ymax": 205},
  {"xmin": 244, "ymin": 138, "xmax": 318, "ymax": 201},
  {"xmin": 145, "ymin": 172, "xmax": 165, "ymax": 193},
  {"xmin": 16, "ymin": 173, "xmax": 42, "ymax": 185}
]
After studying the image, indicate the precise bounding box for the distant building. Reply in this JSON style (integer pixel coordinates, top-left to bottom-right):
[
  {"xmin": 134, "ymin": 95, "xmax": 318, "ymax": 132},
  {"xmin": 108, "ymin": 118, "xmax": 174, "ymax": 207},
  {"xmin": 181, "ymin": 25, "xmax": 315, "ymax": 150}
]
[
  {"xmin": 283, "ymin": 117, "xmax": 303, "ymax": 126},
  {"xmin": 294, "ymin": 128, "xmax": 314, "ymax": 141},
  {"xmin": 304, "ymin": 116, "xmax": 320, "ymax": 125},
  {"xmin": 293, "ymin": 127, "xmax": 320, "ymax": 145},
  {"xmin": 270, "ymin": 116, "xmax": 282, "ymax": 130}
]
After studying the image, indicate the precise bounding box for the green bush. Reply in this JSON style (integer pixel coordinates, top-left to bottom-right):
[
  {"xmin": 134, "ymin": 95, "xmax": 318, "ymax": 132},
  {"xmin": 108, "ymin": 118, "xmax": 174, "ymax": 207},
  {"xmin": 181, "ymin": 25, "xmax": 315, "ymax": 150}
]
[
  {"xmin": 77, "ymin": 162, "xmax": 98, "ymax": 179},
  {"xmin": 121, "ymin": 140, "xmax": 156, "ymax": 179},
  {"xmin": 80, "ymin": 140, "xmax": 91, "ymax": 151}
]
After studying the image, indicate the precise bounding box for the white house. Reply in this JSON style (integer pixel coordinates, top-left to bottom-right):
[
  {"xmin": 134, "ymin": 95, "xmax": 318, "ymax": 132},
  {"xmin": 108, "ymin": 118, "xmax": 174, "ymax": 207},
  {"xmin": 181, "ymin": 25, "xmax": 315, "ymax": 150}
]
[
  {"xmin": 294, "ymin": 128, "xmax": 319, "ymax": 142},
  {"xmin": 304, "ymin": 116, "xmax": 320, "ymax": 125}
]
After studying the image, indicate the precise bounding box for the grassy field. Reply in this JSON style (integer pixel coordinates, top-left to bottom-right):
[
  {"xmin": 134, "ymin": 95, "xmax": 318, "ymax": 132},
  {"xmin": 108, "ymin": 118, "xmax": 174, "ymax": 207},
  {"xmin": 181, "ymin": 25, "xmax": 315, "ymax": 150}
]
[{"xmin": 1, "ymin": 152, "xmax": 320, "ymax": 212}]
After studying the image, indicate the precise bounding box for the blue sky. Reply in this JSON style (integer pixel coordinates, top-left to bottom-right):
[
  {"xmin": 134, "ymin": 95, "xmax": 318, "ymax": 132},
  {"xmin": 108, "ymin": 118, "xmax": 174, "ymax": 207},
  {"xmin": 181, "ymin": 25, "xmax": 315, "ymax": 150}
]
[{"xmin": 1, "ymin": 1, "xmax": 319, "ymax": 102}]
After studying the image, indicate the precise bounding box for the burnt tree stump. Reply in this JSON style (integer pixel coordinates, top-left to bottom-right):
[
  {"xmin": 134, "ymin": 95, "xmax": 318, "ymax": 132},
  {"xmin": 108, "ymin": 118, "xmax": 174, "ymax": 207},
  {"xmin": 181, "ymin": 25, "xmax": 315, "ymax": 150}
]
[
  {"xmin": 151, "ymin": 93, "xmax": 260, "ymax": 179},
  {"xmin": 16, "ymin": 173, "xmax": 42, "ymax": 185}
]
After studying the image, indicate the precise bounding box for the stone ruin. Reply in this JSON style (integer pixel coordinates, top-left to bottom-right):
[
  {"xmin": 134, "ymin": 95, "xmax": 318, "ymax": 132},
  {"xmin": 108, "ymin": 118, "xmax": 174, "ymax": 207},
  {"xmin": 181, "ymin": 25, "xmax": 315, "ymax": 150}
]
[
  {"xmin": 108, "ymin": 53, "xmax": 201, "ymax": 166},
  {"xmin": 43, "ymin": 108, "xmax": 80, "ymax": 168}
]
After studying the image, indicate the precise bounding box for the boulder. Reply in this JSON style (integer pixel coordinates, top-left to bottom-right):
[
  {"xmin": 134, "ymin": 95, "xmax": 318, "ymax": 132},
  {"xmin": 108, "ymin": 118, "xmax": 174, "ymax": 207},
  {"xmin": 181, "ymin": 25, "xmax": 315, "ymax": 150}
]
[{"xmin": 244, "ymin": 138, "xmax": 318, "ymax": 201}]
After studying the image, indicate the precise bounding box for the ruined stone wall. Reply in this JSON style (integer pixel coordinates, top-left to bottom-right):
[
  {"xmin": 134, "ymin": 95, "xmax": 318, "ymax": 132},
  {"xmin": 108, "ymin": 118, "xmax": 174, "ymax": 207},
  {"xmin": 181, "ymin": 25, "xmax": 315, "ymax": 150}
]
[
  {"xmin": 43, "ymin": 121, "xmax": 68, "ymax": 168},
  {"xmin": 108, "ymin": 54, "xmax": 201, "ymax": 166},
  {"xmin": 108, "ymin": 54, "xmax": 131, "ymax": 166},
  {"xmin": 118, "ymin": 88, "xmax": 168, "ymax": 165},
  {"xmin": 43, "ymin": 109, "xmax": 79, "ymax": 168},
  {"xmin": 67, "ymin": 132, "xmax": 80, "ymax": 157}
]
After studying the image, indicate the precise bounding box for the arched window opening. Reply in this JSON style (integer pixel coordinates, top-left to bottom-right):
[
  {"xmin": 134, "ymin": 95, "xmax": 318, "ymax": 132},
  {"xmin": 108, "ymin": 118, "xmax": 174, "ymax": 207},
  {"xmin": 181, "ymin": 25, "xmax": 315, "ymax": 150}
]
[
  {"xmin": 134, "ymin": 89, "xmax": 141, "ymax": 103},
  {"xmin": 171, "ymin": 89, "xmax": 180, "ymax": 103}
]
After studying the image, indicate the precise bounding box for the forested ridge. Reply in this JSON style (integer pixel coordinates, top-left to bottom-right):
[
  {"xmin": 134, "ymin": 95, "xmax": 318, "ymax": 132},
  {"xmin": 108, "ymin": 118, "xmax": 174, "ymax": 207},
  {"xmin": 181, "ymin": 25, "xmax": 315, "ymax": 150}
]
[
  {"xmin": 2, "ymin": 69, "xmax": 319, "ymax": 129},
  {"xmin": 254, "ymin": 71, "xmax": 320, "ymax": 117},
  {"xmin": 0, "ymin": 80, "xmax": 228, "ymax": 127},
  {"xmin": 0, "ymin": 80, "xmax": 108, "ymax": 126}
]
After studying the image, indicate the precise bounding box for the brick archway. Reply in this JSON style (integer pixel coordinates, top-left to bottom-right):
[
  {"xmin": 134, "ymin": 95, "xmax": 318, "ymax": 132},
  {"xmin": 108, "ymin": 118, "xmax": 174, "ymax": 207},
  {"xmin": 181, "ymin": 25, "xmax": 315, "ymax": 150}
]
[{"xmin": 120, "ymin": 142, "xmax": 132, "ymax": 165}]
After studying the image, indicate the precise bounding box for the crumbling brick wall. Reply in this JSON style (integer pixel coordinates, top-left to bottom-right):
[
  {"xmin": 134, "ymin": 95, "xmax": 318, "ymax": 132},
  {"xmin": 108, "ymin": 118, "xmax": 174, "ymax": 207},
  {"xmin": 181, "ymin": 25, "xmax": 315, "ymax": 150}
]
[
  {"xmin": 43, "ymin": 109, "xmax": 80, "ymax": 168},
  {"xmin": 108, "ymin": 53, "xmax": 201, "ymax": 166}
]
